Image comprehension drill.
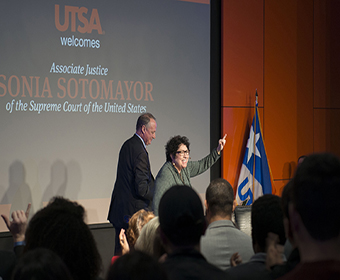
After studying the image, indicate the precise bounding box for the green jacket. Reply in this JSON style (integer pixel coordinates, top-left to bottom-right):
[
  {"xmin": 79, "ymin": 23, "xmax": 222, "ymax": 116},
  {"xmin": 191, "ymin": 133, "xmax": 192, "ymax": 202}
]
[{"xmin": 152, "ymin": 149, "xmax": 220, "ymax": 215}]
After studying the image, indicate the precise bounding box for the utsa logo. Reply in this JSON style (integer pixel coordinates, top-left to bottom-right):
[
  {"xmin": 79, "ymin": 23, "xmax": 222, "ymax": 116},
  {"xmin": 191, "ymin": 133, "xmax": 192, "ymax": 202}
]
[{"xmin": 55, "ymin": 5, "xmax": 103, "ymax": 34}]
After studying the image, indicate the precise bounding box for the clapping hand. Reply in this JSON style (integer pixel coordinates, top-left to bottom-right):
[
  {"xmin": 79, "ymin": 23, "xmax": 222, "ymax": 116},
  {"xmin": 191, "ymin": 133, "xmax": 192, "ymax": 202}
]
[
  {"xmin": 265, "ymin": 232, "xmax": 284, "ymax": 270},
  {"xmin": 230, "ymin": 252, "xmax": 242, "ymax": 267},
  {"xmin": 119, "ymin": 228, "xmax": 130, "ymax": 255}
]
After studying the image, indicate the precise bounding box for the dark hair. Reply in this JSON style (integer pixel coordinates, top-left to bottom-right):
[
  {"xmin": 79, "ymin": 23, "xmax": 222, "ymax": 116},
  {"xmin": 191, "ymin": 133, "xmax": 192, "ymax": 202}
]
[
  {"xmin": 292, "ymin": 153, "xmax": 340, "ymax": 241},
  {"xmin": 165, "ymin": 135, "xmax": 190, "ymax": 162},
  {"xmin": 159, "ymin": 185, "xmax": 205, "ymax": 247},
  {"xmin": 206, "ymin": 178, "xmax": 234, "ymax": 216},
  {"xmin": 152, "ymin": 227, "xmax": 167, "ymax": 260},
  {"xmin": 281, "ymin": 180, "xmax": 293, "ymax": 219},
  {"xmin": 12, "ymin": 248, "xmax": 73, "ymax": 280},
  {"xmin": 297, "ymin": 155, "xmax": 306, "ymax": 165},
  {"xmin": 24, "ymin": 197, "xmax": 102, "ymax": 280},
  {"xmin": 106, "ymin": 250, "xmax": 168, "ymax": 280},
  {"xmin": 251, "ymin": 194, "xmax": 285, "ymax": 252},
  {"xmin": 136, "ymin": 113, "xmax": 156, "ymax": 131}
]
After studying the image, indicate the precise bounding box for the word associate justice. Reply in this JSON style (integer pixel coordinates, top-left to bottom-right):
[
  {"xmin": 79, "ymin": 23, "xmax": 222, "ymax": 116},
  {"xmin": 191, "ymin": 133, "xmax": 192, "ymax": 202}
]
[{"xmin": 107, "ymin": 113, "xmax": 157, "ymax": 255}]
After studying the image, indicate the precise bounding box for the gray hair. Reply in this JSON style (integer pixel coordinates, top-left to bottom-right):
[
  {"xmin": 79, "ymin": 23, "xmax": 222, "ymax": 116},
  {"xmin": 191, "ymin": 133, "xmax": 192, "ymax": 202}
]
[
  {"xmin": 136, "ymin": 113, "xmax": 156, "ymax": 131},
  {"xmin": 134, "ymin": 217, "xmax": 159, "ymax": 256}
]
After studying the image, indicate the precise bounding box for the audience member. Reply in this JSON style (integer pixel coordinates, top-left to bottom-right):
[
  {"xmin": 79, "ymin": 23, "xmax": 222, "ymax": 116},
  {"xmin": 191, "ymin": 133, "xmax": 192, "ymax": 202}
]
[
  {"xmin": 225, "ymin": 194, "xmax": 285, "ymax": 280},
  {"xmin": 201, "ymin": 178, "xmax": 254, "ymax": 270},
  {"xmin": 125, "ymin": 209, "xmax": 154, "ymax": 250},
  {"xmin": 134, "ymin": 216, "xmax": 160, "ymax": 257},
  {"xmin": 0, "ymin": 251, "xmax": 16, "ymax": 280},
  {"xmin": 1, "ymin": 203, "xmax": 31, "ymax": 256},
  {"xmin": 282, "ymin": 155, "xmax": 305, "ymax": 259},
  {"xmin": 116, "ymin": 209, "xmax": 154, "ymax": 257},
  {"xmin": 11, "ymin": 248, "xmax": 73, "ymax": 280},
  {"xmin": 297, "ymin": 155, "xmax": 306, "ymax": 166},
  {"xmin": 158, "ymin": 185, "xmax": 226, "ymax": 280},
  {"xmin": 278, "ymin": 153, "xmax": 340, "ymax": 279},
  {"xmin": 0, "ymin": 204, "xmax": 31, "ymax": 280},
  {"xmin": 106, "ymin": 250, "xmax": 168, "ymax": 280},
  {"xmin": 152, "ymin": 226, "xmax": 167, "ymax": 262},
  {"xmin": 24, "ymin": 197, "xmax": 102, "ymax": 280},
  {"xmin": 265, "ymin": 180, "xmax": 300, "ymax": 279}
]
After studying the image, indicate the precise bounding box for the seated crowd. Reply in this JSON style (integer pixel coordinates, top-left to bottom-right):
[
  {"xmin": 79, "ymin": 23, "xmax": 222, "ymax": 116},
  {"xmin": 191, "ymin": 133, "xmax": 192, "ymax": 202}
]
[{"xmin": 1, "ymin": 152, "xmax": 340, "ymax": 280}]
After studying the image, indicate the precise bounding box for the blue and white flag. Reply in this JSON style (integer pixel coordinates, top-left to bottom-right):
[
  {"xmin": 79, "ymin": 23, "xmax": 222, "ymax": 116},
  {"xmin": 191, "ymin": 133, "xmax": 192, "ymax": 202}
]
[{"xmin": 236, "ymin": 102, "xmax": 273, "ymax": 205}]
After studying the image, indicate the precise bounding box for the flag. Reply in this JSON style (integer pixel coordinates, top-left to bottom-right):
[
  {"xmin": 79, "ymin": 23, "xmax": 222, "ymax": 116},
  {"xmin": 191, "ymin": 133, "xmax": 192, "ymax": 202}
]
[{"xmin": 236, "ymin": 99, "xmax": 273, "ymax": 205}]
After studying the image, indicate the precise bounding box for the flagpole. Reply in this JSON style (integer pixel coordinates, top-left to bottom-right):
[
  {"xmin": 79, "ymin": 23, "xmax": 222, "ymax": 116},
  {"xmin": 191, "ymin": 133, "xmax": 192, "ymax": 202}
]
[{"xmin": 252, "ymin": 90, "xmax": 258, "ymax": 204}]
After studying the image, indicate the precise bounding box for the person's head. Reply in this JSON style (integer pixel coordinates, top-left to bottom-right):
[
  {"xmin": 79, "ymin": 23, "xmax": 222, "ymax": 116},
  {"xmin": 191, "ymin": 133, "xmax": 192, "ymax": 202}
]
[
  {"xmin": 106, "ymin": 250, "xmax": 168, "ymax": 280},
  {"xmin": 24, "ymin": 197, "xmax": 101, "ymax": 280},
  {"xmin": 158, "ymin": 185, "xmax": 206, "ymax": 249},
  {"xmin": 134, "ymin": 216, "xmax": 160, "ymax": 257},
  {"xmin": 165, "ymin": 136, "xmax": 190, "ymax": 171},
  {"xmin": 251, "ymin": 194, "xmax": 285, "ymax": 253},
  {"xmin": 152, "ymin": 227, "xmax": 167, "ymax": 261},
  {"xmin": 12, "ymin": 248, "xmax": 73, "ymax": 280},
  {"xmin": 126, "ymin": 209, "xmax": 155, "ymax": 248},
  {"xmin": 280, "ymin": 180, "xmax": 295, "ymax": 246},
  {"xmin": 205, "ymin": 178, "xmax": 235, "ymax": 221},
  {"xmin": 297, "ymin": 155, "xmax": 306, "ymax": 166},
  {"xmin": 291, "ymin": 153, "xmax": 340, "ymax": 242},
  {"xmin": 136, "ymin": 113, "xmax": 156, "ymax": 146}
]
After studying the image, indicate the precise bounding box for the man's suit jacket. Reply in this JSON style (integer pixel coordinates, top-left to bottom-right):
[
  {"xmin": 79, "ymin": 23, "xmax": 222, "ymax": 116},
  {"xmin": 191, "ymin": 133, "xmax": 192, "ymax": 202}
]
[{"xmin": 107, "ymin": 134, "xmax": 154, "ymax": 230}]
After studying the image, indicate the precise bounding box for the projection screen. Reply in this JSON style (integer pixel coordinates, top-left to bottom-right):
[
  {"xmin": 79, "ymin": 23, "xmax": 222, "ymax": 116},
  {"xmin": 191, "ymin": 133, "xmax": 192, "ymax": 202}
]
[{"xmin": 0, "ymin": 0, "xmax": 210, "ymax": 230}]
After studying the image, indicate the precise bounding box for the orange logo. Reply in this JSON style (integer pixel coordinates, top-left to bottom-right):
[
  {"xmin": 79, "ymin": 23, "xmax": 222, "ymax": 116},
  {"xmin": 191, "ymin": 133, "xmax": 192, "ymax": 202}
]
[{"xmin": 55, "ymin": 5, "xmax": 103, "ymax": 34}]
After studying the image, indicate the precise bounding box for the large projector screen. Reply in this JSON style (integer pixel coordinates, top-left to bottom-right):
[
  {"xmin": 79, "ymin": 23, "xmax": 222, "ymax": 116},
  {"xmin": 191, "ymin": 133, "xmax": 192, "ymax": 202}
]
[{"xmin": 0, "ymin": 0, "xmax": 210, "ymax": 230}]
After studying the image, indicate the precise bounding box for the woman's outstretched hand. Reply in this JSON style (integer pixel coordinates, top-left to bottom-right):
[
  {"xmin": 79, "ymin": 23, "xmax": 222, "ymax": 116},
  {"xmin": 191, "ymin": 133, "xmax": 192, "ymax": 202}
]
[{"xmin": 217, "ymin": 134, "xmax": 227, "ymax": 154}]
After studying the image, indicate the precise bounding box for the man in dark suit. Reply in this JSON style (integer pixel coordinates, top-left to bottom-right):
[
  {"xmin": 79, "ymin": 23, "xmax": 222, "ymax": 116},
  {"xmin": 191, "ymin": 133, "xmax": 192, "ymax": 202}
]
[{"xmin": 107, "ymin": 112, "xmax": 157, "ymax": 255}]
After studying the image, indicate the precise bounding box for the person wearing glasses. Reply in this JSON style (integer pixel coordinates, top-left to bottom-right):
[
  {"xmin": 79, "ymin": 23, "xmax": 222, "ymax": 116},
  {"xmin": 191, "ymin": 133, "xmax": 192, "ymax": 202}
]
[{"xmin": 152, "ymin": 134, "xmax": 227, "ymax": 216}]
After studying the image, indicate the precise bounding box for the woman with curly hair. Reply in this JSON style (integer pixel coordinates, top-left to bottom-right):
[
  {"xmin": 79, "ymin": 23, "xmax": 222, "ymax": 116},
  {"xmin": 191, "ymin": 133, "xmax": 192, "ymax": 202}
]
[
  {"xmin": 152, "ymin": 134, "xmax": 227, "ymax": 215},
  {"xmin": 125, "ymin": 209, "xmax": 154, "ymax": 249},
  {"xmin": 117, "ymin": 209, "xmax": 154, "ymax": 257}
]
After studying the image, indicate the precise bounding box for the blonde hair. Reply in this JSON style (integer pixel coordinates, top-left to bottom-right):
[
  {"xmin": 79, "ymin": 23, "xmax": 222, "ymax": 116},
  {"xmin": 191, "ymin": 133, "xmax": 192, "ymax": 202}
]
[{"xmin": 126, "ymin": 210, "xmax": 155, "ymax": 248}]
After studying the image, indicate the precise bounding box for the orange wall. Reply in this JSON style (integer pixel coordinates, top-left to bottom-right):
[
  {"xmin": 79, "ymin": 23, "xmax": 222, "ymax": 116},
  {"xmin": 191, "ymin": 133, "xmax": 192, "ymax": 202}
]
[{"xmin": 221, "ymin": 0, "xmax": 340, "ymax": 196}]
